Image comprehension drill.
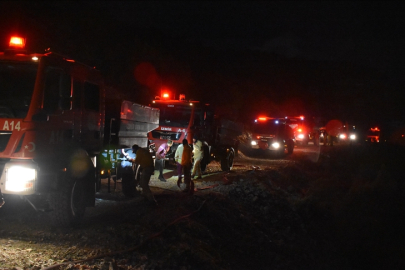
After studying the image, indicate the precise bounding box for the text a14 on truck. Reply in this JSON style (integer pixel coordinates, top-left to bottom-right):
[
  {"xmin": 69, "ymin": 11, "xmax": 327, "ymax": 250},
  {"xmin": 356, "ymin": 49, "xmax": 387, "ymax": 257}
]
[
  {"xmin": 148, "ymin": 91, "xmax": 242, "ymax": 172},
  {"xmin": 0, "ymin": 36, "xmax": 159, "ymax": 226}
]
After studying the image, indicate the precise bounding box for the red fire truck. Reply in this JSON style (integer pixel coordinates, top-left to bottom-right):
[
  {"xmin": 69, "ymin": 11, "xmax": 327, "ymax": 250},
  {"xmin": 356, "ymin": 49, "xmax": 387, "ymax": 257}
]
[
  {"xmin": 0, "ymin": 36, "xmax": 159, "ymax": 226},
  {"xmin": 284, "ymin": 116, "xmax": 319, "ymax": 146},
  {"xmin": 148, "ymin": 92, "xmax": 242, "ymax": 171},
  {"xmin": 238, "ymin": 116, "xmax": 295, "ymax": 155}
]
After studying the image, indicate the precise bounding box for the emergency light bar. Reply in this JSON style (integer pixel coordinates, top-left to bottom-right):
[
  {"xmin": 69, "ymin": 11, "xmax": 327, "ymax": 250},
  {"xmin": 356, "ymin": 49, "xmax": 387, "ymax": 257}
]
[{"xmin": 9, "ymin": 36, "xmax": 26, "ymax": 49}]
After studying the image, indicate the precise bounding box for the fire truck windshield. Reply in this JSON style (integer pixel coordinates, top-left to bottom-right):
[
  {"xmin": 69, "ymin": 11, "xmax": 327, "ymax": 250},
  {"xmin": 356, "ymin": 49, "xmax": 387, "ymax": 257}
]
[
  {"xmin": 0, "ymin": 62, "xmax": 37, "ymax": 118},
  {"xmin": 152, "ymin": 103, "xmax": 194, "ymax": 127},
  {"xmin": 252, "ymin": 122, "xmax": 280, "ymax": 134}
]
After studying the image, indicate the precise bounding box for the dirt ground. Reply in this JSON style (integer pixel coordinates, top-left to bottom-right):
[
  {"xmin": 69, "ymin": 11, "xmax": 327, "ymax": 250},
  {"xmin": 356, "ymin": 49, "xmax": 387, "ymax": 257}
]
[{"xmin": 0, "ymin": 146, "xmax": 404, "ymax": 270}]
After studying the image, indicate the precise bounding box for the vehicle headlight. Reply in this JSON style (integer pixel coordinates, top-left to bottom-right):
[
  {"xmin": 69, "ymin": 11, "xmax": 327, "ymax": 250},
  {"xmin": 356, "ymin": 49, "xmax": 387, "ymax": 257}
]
[
  {"xmin": 5, "ymin": 166, "xmax": 36, "ymax": 193},
  {"xmin": 350, "ymin": 134, "xmax": 356, "ymax": 140},
  {"xmin": 339, "ymin": 134, "xmax": 346, "ymax": 139},
  {"xmin": 251, "ymin": 140, "xmax": 257, "ymax": 146},
  {"xmin": 271, "ymin": 142, "xmax": 280, "ymax": 149},
  {"xmin": 297, "ymin": 134, "xmax": 305, "ymax": 139}
]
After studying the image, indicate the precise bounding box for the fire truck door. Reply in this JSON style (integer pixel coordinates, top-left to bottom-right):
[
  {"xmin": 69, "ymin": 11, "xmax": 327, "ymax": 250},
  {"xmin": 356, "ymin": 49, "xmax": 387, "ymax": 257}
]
[{"xmin": 74, "ymin": 81, "xmax": 101, "ymax": 149}]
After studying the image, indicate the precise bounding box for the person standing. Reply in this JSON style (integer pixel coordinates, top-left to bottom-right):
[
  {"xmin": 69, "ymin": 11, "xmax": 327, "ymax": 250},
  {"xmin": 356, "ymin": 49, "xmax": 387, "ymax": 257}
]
[
  {"xmin": 191, "ymin": 137, "xmax": 204, "ymax": 179},
  {"xmin": 131, "ymin": 144, "xmax": 157, "ymax": 205},
  {"xmin": 181, "ymin": 139, "xmax": 194, "ymax": 194},
  {"xmin": 174, "ymin": 143, "xmax": 184, "ymax": 188},
  {"xmin": 155, "ymin": 140, "xmax": 173, "ymax": 182}
]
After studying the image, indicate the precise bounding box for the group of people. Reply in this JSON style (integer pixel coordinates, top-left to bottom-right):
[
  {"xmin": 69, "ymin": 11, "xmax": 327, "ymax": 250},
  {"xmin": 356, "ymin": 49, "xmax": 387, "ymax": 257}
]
[{"xmin": 129, "ymin": 137, "xmax": 204, "ymax": 205}]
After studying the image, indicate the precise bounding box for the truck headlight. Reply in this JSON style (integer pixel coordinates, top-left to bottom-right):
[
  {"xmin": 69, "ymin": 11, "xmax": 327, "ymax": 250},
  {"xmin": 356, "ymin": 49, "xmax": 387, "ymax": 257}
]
[
  {"xmin": 350, "ymin": 134, "xmax": 356, "ymax": 140},
  {"xmin": 297, "ymin": 134, "xmax": 305, "ymax": 139},
  {"xmin": 5, "ymin": 166, "xmax": 36, "ymax": 193},
  {"xmin": 271, "ymin": 142, "xmax": 280, "ymax": 149},
  {"xmin": 251, "ymin": 140, "xmax": 257, "ymax": 146}
]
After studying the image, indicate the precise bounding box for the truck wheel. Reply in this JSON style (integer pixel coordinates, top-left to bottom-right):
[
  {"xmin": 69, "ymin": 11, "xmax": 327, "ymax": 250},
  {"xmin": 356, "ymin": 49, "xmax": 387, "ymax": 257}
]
[
  {"xmin": 221, "ymin": 149, "xmax": 235, "ymax": 171},
  {"xmin": 49, "ymin": 178, "xmax": 86, "ymax": 227},
  {"xmin": 287, "ymin": 140, "xmax": 294, "ymax": 154}
]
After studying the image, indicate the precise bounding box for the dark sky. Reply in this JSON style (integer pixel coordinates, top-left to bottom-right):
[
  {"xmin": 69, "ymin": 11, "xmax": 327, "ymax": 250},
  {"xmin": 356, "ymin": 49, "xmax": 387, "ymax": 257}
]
[
  {"xmin": 2, "ymin": 1, "xmax": 404, "ymax": 75},
  {"xmin": 1, "ymin": 1, "xmax": 404, "ymax": 123},
  {"xmin": 109, "ymin": 1, "xmax": 405, "ymax": 78}
]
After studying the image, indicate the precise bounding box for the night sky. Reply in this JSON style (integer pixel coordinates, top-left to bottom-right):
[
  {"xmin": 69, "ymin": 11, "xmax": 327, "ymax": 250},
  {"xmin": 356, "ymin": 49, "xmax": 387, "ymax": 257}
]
[{"xmin": 1, "ymin": 1, "xmax": 405, "ymax": 127}]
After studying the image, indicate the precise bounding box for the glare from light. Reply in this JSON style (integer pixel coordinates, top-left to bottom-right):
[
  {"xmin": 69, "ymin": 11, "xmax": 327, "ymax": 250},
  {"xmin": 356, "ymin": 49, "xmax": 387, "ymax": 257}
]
[
  {"xmin": 251, "ymin": 141, "xmax": 257, "ymax": 146},
  {"xmin": 32, "ymin": 56, "xmax": 39, "ymax": 61},
  {"xmin": 297, "ymin": 134, "xmax": 305, "ymax": 139},
  {"xmin": 339, "ymin": 134, "xmax": 346, "ymax": 139},
  {"xmin": 350, "ymin": 134, "xmax": 356, "ymax": 140},
  {"xmin": 271, "ymin": 142, "xmax": 280, "ymax": 149},
  {"xmin": 6, "ymin": 166, "xmax": 36, "ymax": 192}
]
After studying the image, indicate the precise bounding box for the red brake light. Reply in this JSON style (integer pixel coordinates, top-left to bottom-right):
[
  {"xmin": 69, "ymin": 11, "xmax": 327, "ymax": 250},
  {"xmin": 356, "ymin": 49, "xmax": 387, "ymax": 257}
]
[{"xmin": 9, "ymin": 36, "xmax": 26, "ymax": 49}]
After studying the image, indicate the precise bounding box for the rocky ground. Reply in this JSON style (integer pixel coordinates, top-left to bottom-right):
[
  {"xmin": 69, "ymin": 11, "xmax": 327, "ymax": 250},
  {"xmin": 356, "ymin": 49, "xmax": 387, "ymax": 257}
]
[{"xmin": 0, "ymin": 146, "xmax": 404, "ymax": 270}]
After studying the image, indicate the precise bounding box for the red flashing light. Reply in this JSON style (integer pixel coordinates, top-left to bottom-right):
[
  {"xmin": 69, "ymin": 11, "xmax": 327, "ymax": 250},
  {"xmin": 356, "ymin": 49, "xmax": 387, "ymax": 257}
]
[
  {"xmin": 297, "ymin": 128, "xmax": 303, "ymax": 133},
  {"xmin": 9, "ymin": 36, "xmax": 26, "ymax": 49},
  {"xmin": 162, "ymin": 93, "xmax": 170, "ymax": 99},
  {"xmin": 258, "ymin": 117, "xmax": 267, "ymax": 121},
  {"xmin": 370, "ymin": 127, "xmax": 380, "ymax": 132}
]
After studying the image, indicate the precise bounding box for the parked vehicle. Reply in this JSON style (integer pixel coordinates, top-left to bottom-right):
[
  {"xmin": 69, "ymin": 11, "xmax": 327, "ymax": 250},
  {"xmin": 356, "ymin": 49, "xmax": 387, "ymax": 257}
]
[
  {"xmin": 238, "ymin": 116, "xmax": 295, "ymax": 156},
  {"xmin": 148, "ymin": 92, "xmax": 242, "ymax": 171},
  {"xmin": 0, "ymin": 36, "xmax": 159, "ymax": 226}
]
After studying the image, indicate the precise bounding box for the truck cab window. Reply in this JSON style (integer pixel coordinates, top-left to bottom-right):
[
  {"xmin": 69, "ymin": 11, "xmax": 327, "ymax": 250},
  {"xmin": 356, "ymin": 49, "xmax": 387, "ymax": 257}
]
[
  {"xmin": 43, "ymin": 68, "xmax": 71, "ymax": 113},
  {"xmin": 83, "ymin": 82, "xmax": 100, "ymax": 111}
]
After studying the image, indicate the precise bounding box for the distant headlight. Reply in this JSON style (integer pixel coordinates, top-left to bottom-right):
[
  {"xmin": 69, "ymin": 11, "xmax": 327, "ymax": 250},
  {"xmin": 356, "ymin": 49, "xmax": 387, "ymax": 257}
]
[
  {"xmin": 297, "ymin": 134, "xmax": 305, "ymax": 139},
  {"xmin": 251, "ymin": 140, "xmax": 257, "ymax": 146},
  {"xmin": 271, "ymin": 142, "xmax": 280, "ymax": 149},
  {"xmin": 339, "ymin": 134, "xmax": 346, "ymax": 139},
  {"xmin": 5, "ymin": 166, "xmax": 36, "ymax": 193},
  {"xmin": 350, "ymin": 134, "xmax": 356, "ymax": 140}
]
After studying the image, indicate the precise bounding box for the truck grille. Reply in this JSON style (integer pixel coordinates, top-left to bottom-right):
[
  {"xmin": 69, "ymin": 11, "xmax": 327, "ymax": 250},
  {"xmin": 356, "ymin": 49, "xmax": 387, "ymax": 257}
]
[
  {"xmin": 0, "ymin": 132, "xmax": 12, "ymax": 152},
  {"xmin": 151, "ymin": 130, "xmax": 181, "ymax": 141}
]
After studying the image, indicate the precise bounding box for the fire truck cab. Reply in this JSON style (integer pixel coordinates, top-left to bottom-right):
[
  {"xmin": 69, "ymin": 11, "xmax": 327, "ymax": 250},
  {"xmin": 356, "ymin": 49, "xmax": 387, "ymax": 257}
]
[
  {"xmin": 284, "ymin": 116, "xmax": 319, "ymax": 146},
  {"xmin": 148, "ymin": 92, "xmax": 241, "ymax": 171},
  {"xmin": 238, "ymin": 116, "xmax": 295, "ymax": 156},
  {"xmin": 0, "ymin": 36, "xmax": 159, "ymax": 226}
]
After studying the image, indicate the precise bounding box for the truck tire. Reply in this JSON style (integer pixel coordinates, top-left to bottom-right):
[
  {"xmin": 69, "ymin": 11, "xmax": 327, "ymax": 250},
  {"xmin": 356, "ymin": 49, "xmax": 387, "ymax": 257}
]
[
  {"xmin": 221, "ymin": 149, "xmax": 235, "ymax": 171},
  {"xmin": 48, "ymin": 149, "xmax": 94, "ymax": 227},
  {"xmin": 287, "ymin": 140, "xmax": 294, "ymax": 154},
  {"xmin": 49, "ymin": 177, "xmax": 86, "ymax": 227}
]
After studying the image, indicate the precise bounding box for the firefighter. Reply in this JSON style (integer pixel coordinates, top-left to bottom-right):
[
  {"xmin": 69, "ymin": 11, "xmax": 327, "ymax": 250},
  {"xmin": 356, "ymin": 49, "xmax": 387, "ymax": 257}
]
[
  {"xmin": 174, "ymin": 142, "xmax": 184, "ymax": 188},
  {"xmin": 191, "ymin": 137, "xmax": 204, "ymax": 179},
  {"xmin": 155, "ymin": 140, "xmax": 173, "ymax": 182},
  {"xmin": 181, "ymin": 139, "xmax": 194, "ymax": 194},
  {"xmin": 130, "ymin": 144, "xmax": 157, "ymax": 205}
]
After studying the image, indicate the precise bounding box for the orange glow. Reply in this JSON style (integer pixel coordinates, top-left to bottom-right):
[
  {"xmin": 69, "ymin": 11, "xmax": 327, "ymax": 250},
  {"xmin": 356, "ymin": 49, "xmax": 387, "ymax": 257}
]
[
  {"xmin": 162, "ymin": 93, "xmax": 170, "ymax": 98},
  {"xmin": 297, "ymin": 128, "xmax": 302, "ymax": 133},
  {"xmin": 258, "ymin": 117, "xmax": 267, "ymax": 121},
  {"xmin": 370, "ymin": 127, "xmax": 380, "ymax": 132},
  {"xmin": 9, "ymin": 36, "xmax": 25, "ymax": 48}
]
